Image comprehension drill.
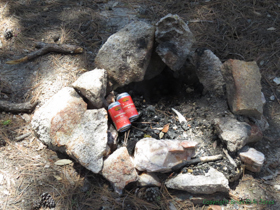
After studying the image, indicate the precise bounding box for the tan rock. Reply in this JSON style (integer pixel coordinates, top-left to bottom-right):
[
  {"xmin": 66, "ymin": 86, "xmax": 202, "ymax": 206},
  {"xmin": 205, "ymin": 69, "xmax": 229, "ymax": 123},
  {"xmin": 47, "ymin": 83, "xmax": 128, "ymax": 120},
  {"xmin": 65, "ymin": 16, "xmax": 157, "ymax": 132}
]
[
  {"xmin": 102, "ymin": 147, "xmax": 138, "ymax": 194},
  {"xmin": 221, "ymin": 59, "xmax": 263, "ymax": 118}
]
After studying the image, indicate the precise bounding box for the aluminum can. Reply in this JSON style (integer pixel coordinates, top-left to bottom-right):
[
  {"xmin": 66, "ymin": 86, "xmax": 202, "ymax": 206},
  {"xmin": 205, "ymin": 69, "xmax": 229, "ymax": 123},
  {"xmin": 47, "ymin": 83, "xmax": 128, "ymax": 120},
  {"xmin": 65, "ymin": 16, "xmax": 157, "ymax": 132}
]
[
  {"xmin": 117, "ymin": 92, "xmax": 139, "ymax": 122},
  {"xmin": 108, "ymin": 102, "xmax": 131, "ymax": 132}
]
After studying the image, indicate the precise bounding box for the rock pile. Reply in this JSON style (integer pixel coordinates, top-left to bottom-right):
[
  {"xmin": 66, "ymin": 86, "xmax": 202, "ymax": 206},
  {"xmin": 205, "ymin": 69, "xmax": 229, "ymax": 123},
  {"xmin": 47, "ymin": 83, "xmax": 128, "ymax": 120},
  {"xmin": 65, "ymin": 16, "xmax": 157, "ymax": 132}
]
[{"xmin": 31, "ymin": 14, "xmax": 267, "ymax": 199}]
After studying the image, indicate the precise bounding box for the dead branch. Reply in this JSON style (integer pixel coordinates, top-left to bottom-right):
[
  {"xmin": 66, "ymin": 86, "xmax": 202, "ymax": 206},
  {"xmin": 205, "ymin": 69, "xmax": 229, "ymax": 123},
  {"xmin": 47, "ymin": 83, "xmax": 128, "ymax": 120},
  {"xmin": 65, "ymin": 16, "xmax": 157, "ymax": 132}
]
[
  {"xmin": 0, "ymin": 100, "xmax": 38, "ymax": 113},
  {"xmin": 6, "ymin": 42, "xmax": 83, "ymax": 64},
  {"xmin": 223, "ymin": 148, "xmax": 237, "ymax": 167},
  {"xmin": 171, "ymin": 154, "xmax": 223, "ymax": 171},
  {"xmin": 15, "ymin": 132, "xmax": 32, "ymax": 142}
]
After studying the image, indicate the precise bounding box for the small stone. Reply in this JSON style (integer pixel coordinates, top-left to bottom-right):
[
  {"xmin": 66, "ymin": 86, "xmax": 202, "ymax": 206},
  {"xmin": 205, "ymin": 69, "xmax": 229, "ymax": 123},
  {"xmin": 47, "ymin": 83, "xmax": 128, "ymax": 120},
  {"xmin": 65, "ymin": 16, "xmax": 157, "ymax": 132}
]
[
  {"xmin": 138, "ymin": 172, "xmax": 161, "ymax": 187},
  {"xmin": 239, "ymin": 146, "xmax": 265, "ymax": 172},
  {"xmin": 270, "ymin": 95, "xmax": 275, "ymax": 101},
  {"xmin": 72, "ymin": 69, "xmax": 107, "ymax": 108}
]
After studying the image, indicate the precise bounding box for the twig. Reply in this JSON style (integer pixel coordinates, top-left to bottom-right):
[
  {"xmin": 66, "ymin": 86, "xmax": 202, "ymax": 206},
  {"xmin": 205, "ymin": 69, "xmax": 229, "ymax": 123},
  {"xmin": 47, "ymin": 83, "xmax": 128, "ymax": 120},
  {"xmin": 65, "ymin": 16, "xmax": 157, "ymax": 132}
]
[
  {"xmin": 15, "ymin": 132, "xmax": 31, "ymax": 142},
  {"xmin": 223, "ymin": 148, "xmax": 237, "ymax": 167},
  {"xmin": 171, "ymin": 154, "xmax": 223, "ymax": 171},
  {"xmin": 6, "ymin": 42, "xmax": 83, "ymax": 64},
  {"xmin": 131, "ymin": 125, "xmax": 147, "ymax": 132},
  {"xmin": 0, "ymin": 100, "xmax": 38, "ymax": 113}
]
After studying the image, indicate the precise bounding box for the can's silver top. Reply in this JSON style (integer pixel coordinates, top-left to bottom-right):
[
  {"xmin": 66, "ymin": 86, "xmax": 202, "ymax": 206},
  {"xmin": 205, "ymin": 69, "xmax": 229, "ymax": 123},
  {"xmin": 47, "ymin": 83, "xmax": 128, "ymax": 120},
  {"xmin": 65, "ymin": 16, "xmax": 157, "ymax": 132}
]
[
  {"xmin": 117, "ymin": 92, "xmax": 130, "ymax": 101},
  {"xmin": 108, "ymin": 101, "xmax": 121, "ymax": 110}
]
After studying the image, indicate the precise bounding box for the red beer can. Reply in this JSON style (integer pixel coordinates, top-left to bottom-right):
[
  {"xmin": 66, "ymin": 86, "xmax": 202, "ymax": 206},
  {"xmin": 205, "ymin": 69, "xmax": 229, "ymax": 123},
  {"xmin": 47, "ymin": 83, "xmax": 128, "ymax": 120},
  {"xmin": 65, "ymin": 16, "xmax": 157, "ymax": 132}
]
[
  {"xmin": 108, "ymin": 101, "xmax": 131, "ymax": 132},
  {"xmin": 117, "ymin": 92, "xmax": 139, "ymax": 122}
]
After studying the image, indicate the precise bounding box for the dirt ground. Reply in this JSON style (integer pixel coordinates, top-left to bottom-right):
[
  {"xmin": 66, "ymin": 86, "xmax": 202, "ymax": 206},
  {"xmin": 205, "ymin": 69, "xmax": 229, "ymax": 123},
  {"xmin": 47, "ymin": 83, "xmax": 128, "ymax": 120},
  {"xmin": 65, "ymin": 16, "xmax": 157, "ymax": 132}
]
[{"xmin": 0, "ymin": 0, "xmax": 280, "ymax": 209}]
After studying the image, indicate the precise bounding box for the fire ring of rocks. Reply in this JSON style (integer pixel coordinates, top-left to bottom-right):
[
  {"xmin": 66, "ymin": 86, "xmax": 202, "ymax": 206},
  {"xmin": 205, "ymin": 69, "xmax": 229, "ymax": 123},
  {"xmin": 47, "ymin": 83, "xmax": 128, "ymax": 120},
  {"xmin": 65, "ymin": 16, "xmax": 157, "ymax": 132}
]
[{"xmin": 31, "ymin": 14, "xmax": 267, "ymax": 201}]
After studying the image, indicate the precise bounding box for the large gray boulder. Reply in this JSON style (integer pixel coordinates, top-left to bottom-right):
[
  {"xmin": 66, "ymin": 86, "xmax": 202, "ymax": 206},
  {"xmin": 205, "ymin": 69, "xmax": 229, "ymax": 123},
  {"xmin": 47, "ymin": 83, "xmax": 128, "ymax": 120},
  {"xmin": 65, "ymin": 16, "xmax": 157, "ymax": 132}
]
[
  {"xmin": 155, "ymin": 14, "xmax": 195, "ymax": 71},
  {"xmin": 165, "ymin": 167, "xmax": 229, "ymax": 194},
  {"xmin": 31, "ymin": 87, "xmax": 108, "ymax": 173},
  {"xmin": 221, "ymin": 59, "xmax": 263, "ymax": 118},
  {"xmin": 71, "ymin": 69, "xmax": 107, "ymax": 108},
  {"xmin": 95, "ymin": 21, "xmax": 155, "ymax": 90}
]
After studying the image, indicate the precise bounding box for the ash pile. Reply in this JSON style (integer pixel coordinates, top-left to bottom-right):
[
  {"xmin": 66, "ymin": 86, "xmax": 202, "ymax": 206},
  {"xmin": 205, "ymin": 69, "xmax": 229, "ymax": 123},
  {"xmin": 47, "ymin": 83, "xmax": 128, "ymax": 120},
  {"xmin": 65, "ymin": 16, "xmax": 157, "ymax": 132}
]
[{"xmin": 31, "ymin": 14, "xmax": 268, "ymax": 205}]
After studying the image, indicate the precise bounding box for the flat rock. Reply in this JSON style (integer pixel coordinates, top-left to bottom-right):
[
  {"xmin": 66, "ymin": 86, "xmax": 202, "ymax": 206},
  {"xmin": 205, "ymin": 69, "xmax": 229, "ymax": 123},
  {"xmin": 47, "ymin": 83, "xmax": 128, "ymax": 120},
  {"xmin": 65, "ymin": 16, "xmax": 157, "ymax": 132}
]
[
  {"xmin": 71, "ymin": 69, "xmax": 107, "ymax": 108},
  {"xmin": 138, "ymin": 172, "xmax": 161, "ymax": 187},
  {"xmin": 221, "ymin": 59, "xmax": 263, "ymax": 118},
  {"xmin": 32, "ymin": 87, "xmax": 108, "ymax": 173},
  {"xmin": 102, "ymin": 147, "xmax": 138, "ymax": 194},
  {"xmin": 155, "ymin": 14, "xmax": 195, "ymax": 71},
  {"xmin": 214, "ymin": 117, "xmax": 252, "ymax": 152},
  {"xmin": 193, "ymin": 48, "xmax": 225, "ymax": 96},
  {"xmin": 134, "ymin": 138, "xmax": 198, "ymax": 172},
  {"xmin": 165, "ymin": 167, "xmax": 229, "ymax": 194},
  {"xmin": 239, "ymin": 146, "xmax": 265, "ymax": 172},
  {"xmin": 95, "ymin": 21, "xmax": 155, "ymax": 90}
]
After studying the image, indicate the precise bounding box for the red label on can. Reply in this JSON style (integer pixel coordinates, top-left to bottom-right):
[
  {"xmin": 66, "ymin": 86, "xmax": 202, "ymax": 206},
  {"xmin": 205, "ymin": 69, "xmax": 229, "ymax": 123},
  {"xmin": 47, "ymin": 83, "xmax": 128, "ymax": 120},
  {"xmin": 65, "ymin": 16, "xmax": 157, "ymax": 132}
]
[
  {"xmin": 118, "ymin": 96, "xmax": 139, "ymax": 120},
  {"xmin": 108, "ymin": 103, "xmax": 131, "ymax": 131}
]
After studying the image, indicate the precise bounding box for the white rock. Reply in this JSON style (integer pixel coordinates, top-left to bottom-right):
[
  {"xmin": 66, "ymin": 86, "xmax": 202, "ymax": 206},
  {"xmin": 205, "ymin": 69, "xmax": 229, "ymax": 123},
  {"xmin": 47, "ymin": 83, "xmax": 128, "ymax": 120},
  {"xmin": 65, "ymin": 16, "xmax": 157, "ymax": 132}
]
[
  {"xmin": 239, "ymin": 146, "xmax": 265, "ymax": 172},
  {"xmin": 165, "ymin": 167, "xmax": 229, "ymax": 194},
  {"xmin": 102, "ymin": 147, "xmax": 138, "ymax": 194},
  {"xmin": 32, "ymin": 87, "xmax": 108, "ymax": 173},
  {"xmin": 273, "ymin": 77, "xmax": 280, "ymax": 85},
  {"xmin": 72, "ymin": 69, "xmax": 107, "ymax": 108},
  {"xmin": 134, "ymin": 138, "xmax": 198, "ymax": 172}
]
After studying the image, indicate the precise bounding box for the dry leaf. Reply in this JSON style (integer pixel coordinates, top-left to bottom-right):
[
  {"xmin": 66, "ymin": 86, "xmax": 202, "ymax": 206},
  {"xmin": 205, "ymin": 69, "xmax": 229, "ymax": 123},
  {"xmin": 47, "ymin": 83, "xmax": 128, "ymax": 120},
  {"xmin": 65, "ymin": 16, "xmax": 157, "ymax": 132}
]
[
  {"xmin": 162, "ymin": 123, "xmax": 170, "ymax": 133},
  {"xmin": 159, "ymin": 131, "xmax": 164, "ymax": 139},
  {"xmin": 55, "ymin": 159, "xmax": 73, "ymax": 166},
  {"xmin": 54, "ymin": 175, "xmax": 62, "ymax": 181}
]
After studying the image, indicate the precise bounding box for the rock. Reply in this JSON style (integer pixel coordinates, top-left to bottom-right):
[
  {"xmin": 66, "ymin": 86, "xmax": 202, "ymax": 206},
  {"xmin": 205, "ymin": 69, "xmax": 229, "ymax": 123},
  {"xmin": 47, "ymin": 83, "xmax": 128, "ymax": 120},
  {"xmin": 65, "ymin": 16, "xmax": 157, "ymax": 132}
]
[
  {"xmin": 248, "ymin": 123, "xmax": 263, "ymax": 142},
  {"xmin": 165, "ymin": 167, "xmax": 229, "ymax": 194},
  {"xmin": 32, "ymin": 87, "xmax": 108, "ymax": 173},
  {"xmin": 249, "ymin": 115, "xmax": 269, "ymax": 132},
  {"xmin": 134, "ymin": 138, "xmax": 198, "ymax": 172},
  {"xmin": 144, "ymin": 48, "xmax": 166, "ymax": 80},
  {"xmin": 214, "ymin": 117, "xmax": 256, "ymax": 152},
  {"xmin": 239, "ymin": 146, "xmax": 265, "ymax": 172},
  {"xmin": 105, "ymin": 91, "xmax": 116, "ymax": 106},
  {"xmin": 155, "ymin": 14, "xmax": 195, "ymax": 71},
  {"xmin": 102, "ymin": 147, "xmax": 138, "ymax": 194},
  {"xmin": 172, "ymin": 53, "xmax": 199, "ymax": 86},
  {"xmin": 221, "ymin": 59, "xmax": 263, "ymax": 118},
  {"xmin": 138, "ymin": 172, "xmax": 161, "ymax": 187},
  {"xmin": 107, "ymin": 123, "xmax": 118, "ymax": 152},
  {"xmin": 71, "ymin": 69, "xmax": 107, "ymax": 108},
  {"xmin": 95, "ymin": 21, "xmax": 155, "ymax": 90},
  {"xmin": 193, "ymin": 48, "xmax": 225, "ymax": 96}
]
